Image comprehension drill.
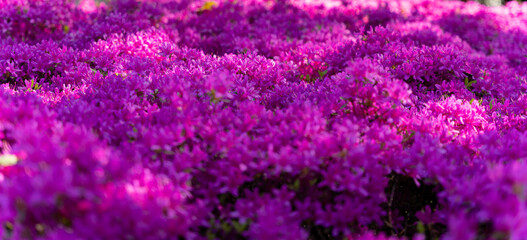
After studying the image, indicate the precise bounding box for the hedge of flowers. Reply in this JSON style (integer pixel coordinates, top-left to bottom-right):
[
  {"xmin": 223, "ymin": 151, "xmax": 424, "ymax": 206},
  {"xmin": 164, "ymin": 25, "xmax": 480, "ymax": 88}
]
[{"xmin": 1, "ymin": 0, "xmax": 527, "ymax": 239}]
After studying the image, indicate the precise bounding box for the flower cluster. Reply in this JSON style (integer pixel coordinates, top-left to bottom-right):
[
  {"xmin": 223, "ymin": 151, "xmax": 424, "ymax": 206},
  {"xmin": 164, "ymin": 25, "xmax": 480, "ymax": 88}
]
[{"xmin": 2, "ymin": 0, "xmax": 527, "ymax": 239}]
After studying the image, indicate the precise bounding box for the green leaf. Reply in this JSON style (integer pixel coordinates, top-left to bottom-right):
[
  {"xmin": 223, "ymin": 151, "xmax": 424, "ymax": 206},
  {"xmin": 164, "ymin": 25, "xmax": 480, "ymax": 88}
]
[
  {"xmin": 464, "ymin": 77, "xmax": 476, "ymax": 89},
  {"xmin": 3, "ymin": 221, "xmax": 14, "ymax": 237},
  {"xmin": 221, "ymin": 221, "xmax": 232, "ymax": 233},
  {"xmin": 489, "ymin": 98, "xmax": 495, "ymax": 111},
  {"xmin": 318, "ymin": 69, "xmax": 328, "ymax": 79},
  {"xmin": 417, "ymin": 221, "xmax": 426, "ymax": 233},
  {"xmin": 232, "ymin": 220, "xmax": 250, "ymax": 233},
  {"xmin": 200, "ymin": 1, "xmax": 217, "ymax": 11},
  {"xmin": 206, "ymin": 230, "xmax": 215, "ymax": 240},
  {"xmin": 309, "ymin": 178, "xmax": 318, "ymax": 186},
  {"xmin": 290, "ymin": 179, "xmax": 301, "ymax": 191}
]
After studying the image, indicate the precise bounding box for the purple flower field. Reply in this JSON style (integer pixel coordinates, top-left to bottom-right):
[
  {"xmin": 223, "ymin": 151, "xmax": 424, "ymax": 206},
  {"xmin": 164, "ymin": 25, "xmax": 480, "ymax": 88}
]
[{"xmin": 1, "ymin": 0, "xmax": 527, "ymax": 239}]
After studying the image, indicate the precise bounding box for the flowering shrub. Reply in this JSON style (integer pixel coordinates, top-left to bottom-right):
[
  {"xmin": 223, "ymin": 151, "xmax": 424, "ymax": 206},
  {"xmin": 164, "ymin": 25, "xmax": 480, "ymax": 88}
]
[{"xmin": 1, "ymin": 0, "xmax": 527, "ymax": 239}]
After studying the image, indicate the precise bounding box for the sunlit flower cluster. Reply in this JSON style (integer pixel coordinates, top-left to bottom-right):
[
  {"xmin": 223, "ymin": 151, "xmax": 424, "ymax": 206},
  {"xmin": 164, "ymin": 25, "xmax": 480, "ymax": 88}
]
[{"xmin": 1, "ymin": 0, "xmax": 527, "ymax": 239}]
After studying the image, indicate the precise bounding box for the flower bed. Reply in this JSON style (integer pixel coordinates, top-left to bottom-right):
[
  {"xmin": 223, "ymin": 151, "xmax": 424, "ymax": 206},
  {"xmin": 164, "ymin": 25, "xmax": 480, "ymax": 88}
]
[{"xmin": 1, "ymin": 0, "xmax": 527, "ymax": 239}]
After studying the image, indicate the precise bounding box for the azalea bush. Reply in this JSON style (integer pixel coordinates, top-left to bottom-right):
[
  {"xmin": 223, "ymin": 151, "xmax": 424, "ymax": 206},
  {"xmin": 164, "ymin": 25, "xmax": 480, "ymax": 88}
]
[{"xmin": 1, "ymin": 0, "xmax": 527, "ymax": 239}]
